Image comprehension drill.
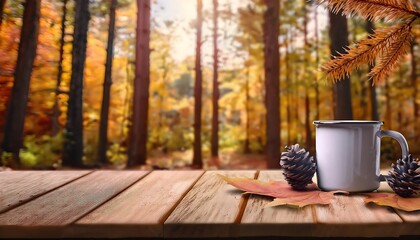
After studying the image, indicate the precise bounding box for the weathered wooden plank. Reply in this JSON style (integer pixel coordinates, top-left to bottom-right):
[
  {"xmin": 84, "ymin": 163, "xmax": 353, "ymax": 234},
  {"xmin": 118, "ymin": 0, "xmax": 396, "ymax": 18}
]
[
  {"xmin": 0, "ymin": 170, "xmax": 91, "ymax": 213},
  {"xmin": 237, "ymin": 170, "xmax": 315, "ymax": 237},
  {"xmin": 71, "ymin": 170, "xmax": 204, "ymax": 238},
  {"xmin": 313, "ymin": 172, "xmax": 403, "ymax": 237},
  {"xmin": 0, "ymin": 171, "xmax": 149, "ymax": 238},
  {"xmin": 164, "ymin": 170, "xmax": 256, "ymax": 238},
  {"xmin": 377, "ymin": 170, "xmax": 420, "ymax": 236}
]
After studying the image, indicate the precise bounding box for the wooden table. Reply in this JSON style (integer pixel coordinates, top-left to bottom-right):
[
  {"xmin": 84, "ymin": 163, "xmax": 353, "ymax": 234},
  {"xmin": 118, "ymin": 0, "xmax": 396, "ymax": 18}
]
[{"xmin": 0, "ymin": 170, "xmax": 419, "ymax": 238}]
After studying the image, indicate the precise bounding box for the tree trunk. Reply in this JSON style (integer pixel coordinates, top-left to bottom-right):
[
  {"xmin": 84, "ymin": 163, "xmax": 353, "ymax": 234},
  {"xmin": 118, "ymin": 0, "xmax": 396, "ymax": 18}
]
[
  {"xmin": 244, "ymin": 64, "xmax": 251, "ymax": 154},
  {"xmin": 122, "ymin": 62, "xmax": 132, "ymax": 140},
  {"xmin": 0, "ymin": 0, "xmax": 6, "ymax": 28},
  {"xmin": 305, "ymin": 90, "xmax": 312, "ymax": 152},
  {"xmin": 52, "ymin": 0, "xmax": 68, "ymax": 136},
  {"xmin": 285, "ymin": 32, "xmax": 291, "ymax": 144},
  {"xmin": 263, "ymin": 0, "xmax": 280, "ymax": 169},
  {"xmin": 127, "ymin": 0, "xmax": 150, "ymax": 167},
  {"xmin": 314, "ymin": 6, "xmax": 320, "ymax": 121},
  {"xmin": 385, "ymin": 78, "xmax": 392, "ymax": 129},
  {"xmin": 156, "ymin": 60, "xmax": 169, "ymax": 148},
  {"xmin": 356, "ymin": 20, "xmax": 366, "ymax": 120},
  {"xmin": 192, "ymin": 0, "xmax": 203, "ymax": 168},
  {"xmin": 360, "ymin": 79, "xmax": 368, "ymax": 119},
  {"xmin": 292, "ymin": 30, "xmax": 298, "ymax": 143},
  {"xmin": 329, "ymin": 11, "xmax": 353, "ymax": 120},
  {"xmin": 366, "ymin": 21, "xmax": 379, "ymax": 121},
  {"xmin": 351, "ymin": 19, "xmax": 366, "ymax": 120},
  {"xmin": 98, "ymin": 0, "xmax": 117, "ymax": 164},
  {"xmin": 62, "ymin": 0, "xmax": 89, "ymax": 167},
  {"xmin": 370, "ymin": 84, "xmax": 379, "ymax": 120},
  {"xmin": 303, "ymin": 2, "xmax": 312, "ymax": 151},
  {"xmin": 411, "ymin": 41, "xmax": 419, "ymax": 140},
  {"xmin": 305, "ymin": 94, "xmax": 311, "ymax": 150},
  {"xmin": 2, "ymin": 0, "xmax": 40, "ymax": 162},
  {"xmin": 210, "ymin": 0, "xmax": 219, "ymax": 157}
]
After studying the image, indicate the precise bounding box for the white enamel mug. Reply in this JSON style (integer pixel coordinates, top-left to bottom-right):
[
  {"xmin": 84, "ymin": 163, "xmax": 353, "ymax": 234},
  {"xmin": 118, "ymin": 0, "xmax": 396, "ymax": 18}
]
[{"xmin": 313, "ymin": 120, "xmax": 409, "ymax": 192}]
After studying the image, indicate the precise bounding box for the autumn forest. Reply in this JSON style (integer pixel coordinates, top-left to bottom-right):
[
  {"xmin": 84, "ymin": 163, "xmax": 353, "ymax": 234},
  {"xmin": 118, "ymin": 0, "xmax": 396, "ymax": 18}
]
[{"xmin": 0, "ymin": 0, "xmax": 419, "ymax": 170}]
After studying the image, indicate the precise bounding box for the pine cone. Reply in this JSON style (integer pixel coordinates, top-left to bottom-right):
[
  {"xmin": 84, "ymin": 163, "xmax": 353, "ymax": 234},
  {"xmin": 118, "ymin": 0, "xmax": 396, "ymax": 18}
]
[
  {"xmin": 385, "ymin": 154, "xmax": 420, "ymax": 197},
  {"xmin": 280, "ymin": 144, "xmax": 316, "ymax": 190}
]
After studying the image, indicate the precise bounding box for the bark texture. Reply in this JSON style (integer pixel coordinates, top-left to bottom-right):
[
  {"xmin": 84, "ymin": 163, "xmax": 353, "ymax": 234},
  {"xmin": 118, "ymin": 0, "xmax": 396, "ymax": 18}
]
[
  {"xmin": 52, "ymin": 0, "xmax": 68, "ymax": 135},
  {"xmin": 366, "ymin": 21, "xmax": 379, "ymax": 121},
  {"xmin": 192, "ymin": 0, "xmax": 203, "ymax": 168},
  {"xmin": 211, "ymin": 0, "xmax": 219, "ymax": 158},
  {"xmin": 263, "ymin": 0, "xmax": 280, "ymax": 169},
  {"xmin": 63, "ymin": 0, "xmax": 90, "ymax": 167},
  {"xmin": 2, "ymin": 0, "xmax": 40, "ymax": 161},
  {"xmin": 329, "ymin": 11, "xmax": 353, "ymax": 120},
  {"xmin": 98, "ymin": 0, "xmax": 117, "ymax": 164},
  {"xmin": 127, "ymin": 0, "xmax": 151, "ymax": 167}
]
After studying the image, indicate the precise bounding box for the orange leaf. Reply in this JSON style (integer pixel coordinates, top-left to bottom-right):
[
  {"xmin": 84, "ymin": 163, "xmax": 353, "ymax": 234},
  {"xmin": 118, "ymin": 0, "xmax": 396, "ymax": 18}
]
[
  {"xmin": 219, "ymin": 175, "xmax": 344, "ymax": 208},
  {"xmin": 219, "ymin": 174, "xmax": 303, "ymax": 198},
  {"xmin": 267, "ymin": 192, "xmax": 334, "ymax": 208},
  {"xmin": 364, "ymin": 192, "xmax": 420, "ymax": 212}
]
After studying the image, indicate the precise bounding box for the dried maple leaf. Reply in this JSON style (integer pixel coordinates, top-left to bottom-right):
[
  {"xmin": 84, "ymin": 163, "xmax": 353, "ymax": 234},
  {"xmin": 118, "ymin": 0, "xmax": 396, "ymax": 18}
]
[
  {"xmin": 219, "ymin": 175, "xmax": 344, "ymax": 208},
  {"xmin": 364, "ymin": 192, "xmax": 420, "ymax": 212}
]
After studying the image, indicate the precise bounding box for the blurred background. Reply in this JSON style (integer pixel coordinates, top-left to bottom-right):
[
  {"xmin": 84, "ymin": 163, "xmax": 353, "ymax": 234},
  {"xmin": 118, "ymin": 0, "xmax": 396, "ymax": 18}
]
[{"xmin": 0, "ymin": 0, "xmax": 419, "ymax": 170}]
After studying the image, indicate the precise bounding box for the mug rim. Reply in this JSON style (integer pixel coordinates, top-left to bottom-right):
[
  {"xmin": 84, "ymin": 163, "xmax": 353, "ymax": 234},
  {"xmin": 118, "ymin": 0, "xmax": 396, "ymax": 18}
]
[{"xmin": 313, "ymin": 120, "xmax": 383, "ymax": 125}]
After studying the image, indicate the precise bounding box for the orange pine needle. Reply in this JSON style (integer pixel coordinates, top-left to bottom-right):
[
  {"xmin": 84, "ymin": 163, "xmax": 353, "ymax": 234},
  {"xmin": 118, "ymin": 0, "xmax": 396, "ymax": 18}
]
[
  {"xmin": 317, "ymin": 0, "xmax": 419, "ymax": 84},
  {"xmin": 368, "ymin": 23, "xmax": 412, "ymax": 83},
  {"xmin": 317, "ymin": 0, "xmax": 419, "ymax": 22},
  {"xmin": 322, "ymin": 23, "xmax": 411, "ymax": 82}
]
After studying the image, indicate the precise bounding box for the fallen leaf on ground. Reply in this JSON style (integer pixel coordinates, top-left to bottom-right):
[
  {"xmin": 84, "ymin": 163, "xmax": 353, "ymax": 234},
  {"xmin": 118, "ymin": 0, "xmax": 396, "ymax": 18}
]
[
  {"xmin": 364, "ymin": 192, "xmax": 420, "ymax": 212},
  {"xmin": 219, "ymin": 174, "xmax": 342, "ymax": 208}
]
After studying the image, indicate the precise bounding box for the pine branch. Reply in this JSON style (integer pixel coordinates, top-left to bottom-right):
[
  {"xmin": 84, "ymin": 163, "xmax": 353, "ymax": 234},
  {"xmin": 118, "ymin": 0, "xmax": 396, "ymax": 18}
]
[
  {"xmin": 322, "ymin": 23, "xmax": 410, "ymax": 82},
  {"xmin": 317, "ymin": 0, "xmax": 419, "ymax": 22},
  {"xmin": 368, "ymin": 22, "xmax": 413, "ymax": 83}
]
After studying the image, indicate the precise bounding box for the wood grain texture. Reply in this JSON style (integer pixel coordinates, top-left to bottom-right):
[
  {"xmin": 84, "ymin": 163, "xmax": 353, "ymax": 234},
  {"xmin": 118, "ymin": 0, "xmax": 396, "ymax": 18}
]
[
  {"xmin": 0, "ymin": 170, "xmax": 417, "ymax": 238},
  {"xmin": 378, "ymin": 170, "xmax": 420, "ymax": 236},
  {"xmin": 164, "ymin": 170, "xmax": 256, "ymax": 238},
  {"xmin": 72, "ymin": 170, "xmax": 204, "ymax": 238},
  {"xmin": 0, "ymin": 170, "xmax": 90, "ymax": 213},
  {"xmin": 313, "ymin": 172, "xmax": 403, "ymax": 237},
  {"xmin": 238, "ymin": 170, "xmax": 315, "ymax": 237},
  {"xmin": 0, "ymin": 171, "xmax": 148, "ymax": 238}
]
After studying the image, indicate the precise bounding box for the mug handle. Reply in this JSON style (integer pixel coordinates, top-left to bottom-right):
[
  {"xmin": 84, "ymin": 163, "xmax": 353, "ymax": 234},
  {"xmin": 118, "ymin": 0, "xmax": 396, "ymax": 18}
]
[{"xmin": 378, "ymin": 130, "xmax": 409, "ymax": 182}]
